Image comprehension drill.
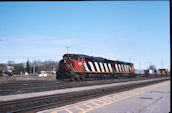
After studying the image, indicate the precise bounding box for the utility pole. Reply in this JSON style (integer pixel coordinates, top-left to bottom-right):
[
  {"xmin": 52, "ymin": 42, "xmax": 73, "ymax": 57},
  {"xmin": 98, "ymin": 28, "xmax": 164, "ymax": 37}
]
[
  {"xmin": 139, "ymin": 61, "xmax": 141, "ymax": 69},
  {"xmin": 66, "ymin": 46, "xmax": 70, "ymax": 54},
  {"xmin": 129, "ymin": 58, "xmax": 131, "ymax": 62},
  {"xmin": 51, "ymin": 59, "xmax": 53, "ymax": 74},
  {"xmin": 150, "ymin": 61, "xmax": 152, "ymax": 65},
  {"xmin": 161, "ymin": 58, "xmax": 163, "ymax": 69},
  {"xmin": 33, "ymin": 59, "xmax": 35, "ymax": 75}
]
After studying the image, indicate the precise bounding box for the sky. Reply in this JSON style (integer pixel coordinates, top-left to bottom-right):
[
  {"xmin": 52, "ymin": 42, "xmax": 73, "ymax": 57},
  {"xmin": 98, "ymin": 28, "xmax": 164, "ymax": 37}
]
[{"xmin": 0, "ymin": 1, "xmax": 170, "ymax": 70}]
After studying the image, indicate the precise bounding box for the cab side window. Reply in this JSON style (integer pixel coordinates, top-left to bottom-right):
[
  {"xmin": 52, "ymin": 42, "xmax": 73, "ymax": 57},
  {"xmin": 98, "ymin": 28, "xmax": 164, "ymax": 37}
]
[
  {"xmin": 74, "ymin": 56, "xmax": 78, "ymax": 60},
  {"xmin": 79, "ymin": 57, "xmax": 82, "ymax": 61}
]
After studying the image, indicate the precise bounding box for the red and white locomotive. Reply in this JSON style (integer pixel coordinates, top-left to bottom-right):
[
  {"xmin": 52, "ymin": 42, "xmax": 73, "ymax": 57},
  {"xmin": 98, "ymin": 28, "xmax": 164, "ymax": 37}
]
[{"xmin": 56, "ymin": 54, "xmax": 135, "ymax": 80}]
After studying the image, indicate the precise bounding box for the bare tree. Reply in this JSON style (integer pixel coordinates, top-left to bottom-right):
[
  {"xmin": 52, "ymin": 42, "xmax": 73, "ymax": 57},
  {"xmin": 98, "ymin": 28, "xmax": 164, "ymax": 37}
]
[
  {"xmin": 7, "ymin": 61, "xmax": 15, "ymax": 66},
  {"xmin": 0, "ymin": 60, "xmax": 59, "ymax": 75},
  {"xmin": 149, "ymin": 65, "xmax": 157, "ymax": 71},
  {"xmin": 13, "ymin": 63, "xmax": 25, "ymax": 74},
  {"xmin": 0, "ymin": 64, "xmax": 6, "ymax": 72}
]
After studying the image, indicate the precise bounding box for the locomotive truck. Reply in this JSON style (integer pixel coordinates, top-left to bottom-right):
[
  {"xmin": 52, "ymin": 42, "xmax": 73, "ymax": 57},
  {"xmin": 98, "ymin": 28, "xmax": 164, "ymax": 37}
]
[{"xmin": 56, "ymin": 54, "xmax": 135, "ymax": 80}]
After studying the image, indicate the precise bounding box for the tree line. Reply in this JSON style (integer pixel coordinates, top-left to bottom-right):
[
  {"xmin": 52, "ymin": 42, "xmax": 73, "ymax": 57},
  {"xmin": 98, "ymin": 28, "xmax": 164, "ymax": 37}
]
[{"xmin": 0, "ymin": 60, "xmax": 59, "ymax": 75}]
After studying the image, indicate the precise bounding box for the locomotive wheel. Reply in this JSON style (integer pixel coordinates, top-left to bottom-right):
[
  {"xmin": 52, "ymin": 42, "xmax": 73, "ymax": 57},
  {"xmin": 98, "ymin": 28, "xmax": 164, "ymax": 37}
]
[
  {"xmin": 103, "ymin": 75, "xmax": 106, "ymax": 79},
  {"xmin": 75, "ymin": 74, "xmax": 81, "ymax": 81},
  {"xmin": 78, "ymin": 73, "xmax": 85, "ymax": 81},
  {"xmin": 80, "ymin": 76, "xmax": 85, "ymax": 81},
  {"xmin": 75, "ymin": 77, "xmax": 81, "ymax": 81},
  {"xmin": 70, "ymin": 75, "xmax": 75, "ymax": 81}
]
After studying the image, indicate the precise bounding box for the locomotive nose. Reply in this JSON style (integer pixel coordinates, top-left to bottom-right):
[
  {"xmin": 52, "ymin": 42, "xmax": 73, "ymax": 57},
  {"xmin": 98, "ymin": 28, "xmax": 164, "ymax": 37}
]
[{"xmin": 59, "ymin": 60, "xmax": 66, "ymax": 71}]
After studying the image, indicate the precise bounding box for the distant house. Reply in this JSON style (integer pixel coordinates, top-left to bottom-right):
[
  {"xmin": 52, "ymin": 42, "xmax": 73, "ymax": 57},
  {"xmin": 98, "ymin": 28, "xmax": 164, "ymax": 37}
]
[
  {"xmin": 40, "ymin": 69, "xmax": 56, "ymax": 74},
  {"xmin": 144, "ymin": 69, "xmax": 157, "ymax": 74},
  {"xmin": 6, "ymin": 66, "xmax": 15, "ymax": 73},
  {"xmin": 40, "ymin": 70, "xmax": 51, "ymax": 75},
  {"xmin": 38, "ymin": 69, "xmax": 56, "ymax": 77},
  {"xmin": 25, "ymin": 72, "xmax": 29, "ymax": 75}
]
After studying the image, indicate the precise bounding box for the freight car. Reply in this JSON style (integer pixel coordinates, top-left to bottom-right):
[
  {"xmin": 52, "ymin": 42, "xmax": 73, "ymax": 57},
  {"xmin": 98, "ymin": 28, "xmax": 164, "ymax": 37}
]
[
  {"xmin": 158, "ymin": 69, "xmax": 169, "ymax": 75},
  {"xmin": 56, "ymin": 54, "xmax": 135, "ymax": 80}
]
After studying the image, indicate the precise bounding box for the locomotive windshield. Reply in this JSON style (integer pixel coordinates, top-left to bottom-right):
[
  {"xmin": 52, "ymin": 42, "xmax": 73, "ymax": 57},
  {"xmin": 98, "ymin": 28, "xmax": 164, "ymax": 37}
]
[{"xmin": 63, "ymin": 56, "xmax": 78, "ymax": 60}]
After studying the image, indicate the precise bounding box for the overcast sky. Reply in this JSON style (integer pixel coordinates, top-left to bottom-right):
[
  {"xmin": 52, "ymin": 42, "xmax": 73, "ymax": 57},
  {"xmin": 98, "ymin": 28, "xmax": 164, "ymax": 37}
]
[{"xmin": 0, "ymin": 1, "xmax": 170, "ymax": 70}]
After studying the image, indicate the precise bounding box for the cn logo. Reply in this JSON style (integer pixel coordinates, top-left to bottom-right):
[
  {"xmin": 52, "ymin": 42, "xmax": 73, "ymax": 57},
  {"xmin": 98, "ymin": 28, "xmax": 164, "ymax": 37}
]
[{"xmin": 78, "ymin": 62, "xmax": 82, "ymax": 66}]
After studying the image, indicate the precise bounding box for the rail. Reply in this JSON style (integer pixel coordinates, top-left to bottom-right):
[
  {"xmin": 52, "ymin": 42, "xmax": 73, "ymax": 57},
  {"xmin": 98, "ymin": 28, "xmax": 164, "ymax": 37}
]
[{"xmin": 0, "ymin": 77, "xmax": 169, "ymax": 113}]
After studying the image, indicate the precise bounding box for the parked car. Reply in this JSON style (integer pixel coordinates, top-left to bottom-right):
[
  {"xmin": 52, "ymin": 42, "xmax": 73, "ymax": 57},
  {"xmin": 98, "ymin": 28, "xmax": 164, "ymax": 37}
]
[{"xmin": 0, "ymin": 73, "xmax": 4, "ymax": 77}]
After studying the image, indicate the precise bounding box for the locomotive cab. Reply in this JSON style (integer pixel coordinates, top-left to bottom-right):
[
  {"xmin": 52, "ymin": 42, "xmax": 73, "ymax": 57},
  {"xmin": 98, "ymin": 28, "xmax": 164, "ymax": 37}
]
[{"xmin": 56, "ymin": 54, "xmax": 85, "ymax": 80}]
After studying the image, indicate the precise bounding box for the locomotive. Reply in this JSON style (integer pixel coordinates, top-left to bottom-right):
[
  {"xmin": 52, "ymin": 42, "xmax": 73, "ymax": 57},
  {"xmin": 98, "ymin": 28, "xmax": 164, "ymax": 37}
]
[{"xmin": 56, "ymin": 54, "xmax": 135, "ymax": 80}]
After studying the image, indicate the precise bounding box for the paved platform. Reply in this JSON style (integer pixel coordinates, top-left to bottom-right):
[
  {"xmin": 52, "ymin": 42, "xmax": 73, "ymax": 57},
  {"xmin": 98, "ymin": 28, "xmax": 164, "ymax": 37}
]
[
  {"xmin": 38, "ymin": 80, "xmax": 170, "ymax": 113},
  {"xmin": 0, "ymin": 78, "xmax": 168, "ymax": 102}
]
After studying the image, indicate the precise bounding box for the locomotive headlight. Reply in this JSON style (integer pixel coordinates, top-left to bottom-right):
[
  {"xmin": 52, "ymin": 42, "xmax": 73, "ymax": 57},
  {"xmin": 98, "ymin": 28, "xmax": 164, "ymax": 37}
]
[{"xmin": 78, "ymin": 62, "xmax": 82, "ymax": 66}]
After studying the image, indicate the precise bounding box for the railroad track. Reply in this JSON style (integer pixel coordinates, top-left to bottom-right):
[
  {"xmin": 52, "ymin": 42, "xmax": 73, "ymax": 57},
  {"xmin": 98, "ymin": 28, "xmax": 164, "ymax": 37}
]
[
  {"xmin": 0, "ymin": 77, "xmax": 169, "ymax": 113},
  {"xmin": 0, "ymin": 80, "xmax": 64, "ymax": 90},
  {"xmin": 0, "ymin": 76, "xmax": 168, "ymax": 96}
]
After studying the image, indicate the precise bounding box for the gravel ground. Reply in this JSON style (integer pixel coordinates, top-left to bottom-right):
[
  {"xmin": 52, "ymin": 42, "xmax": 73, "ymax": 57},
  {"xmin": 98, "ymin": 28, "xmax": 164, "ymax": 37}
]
[{"xmin": 0, "ymin": 74, "xmax": 56, "ymax": 81}]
